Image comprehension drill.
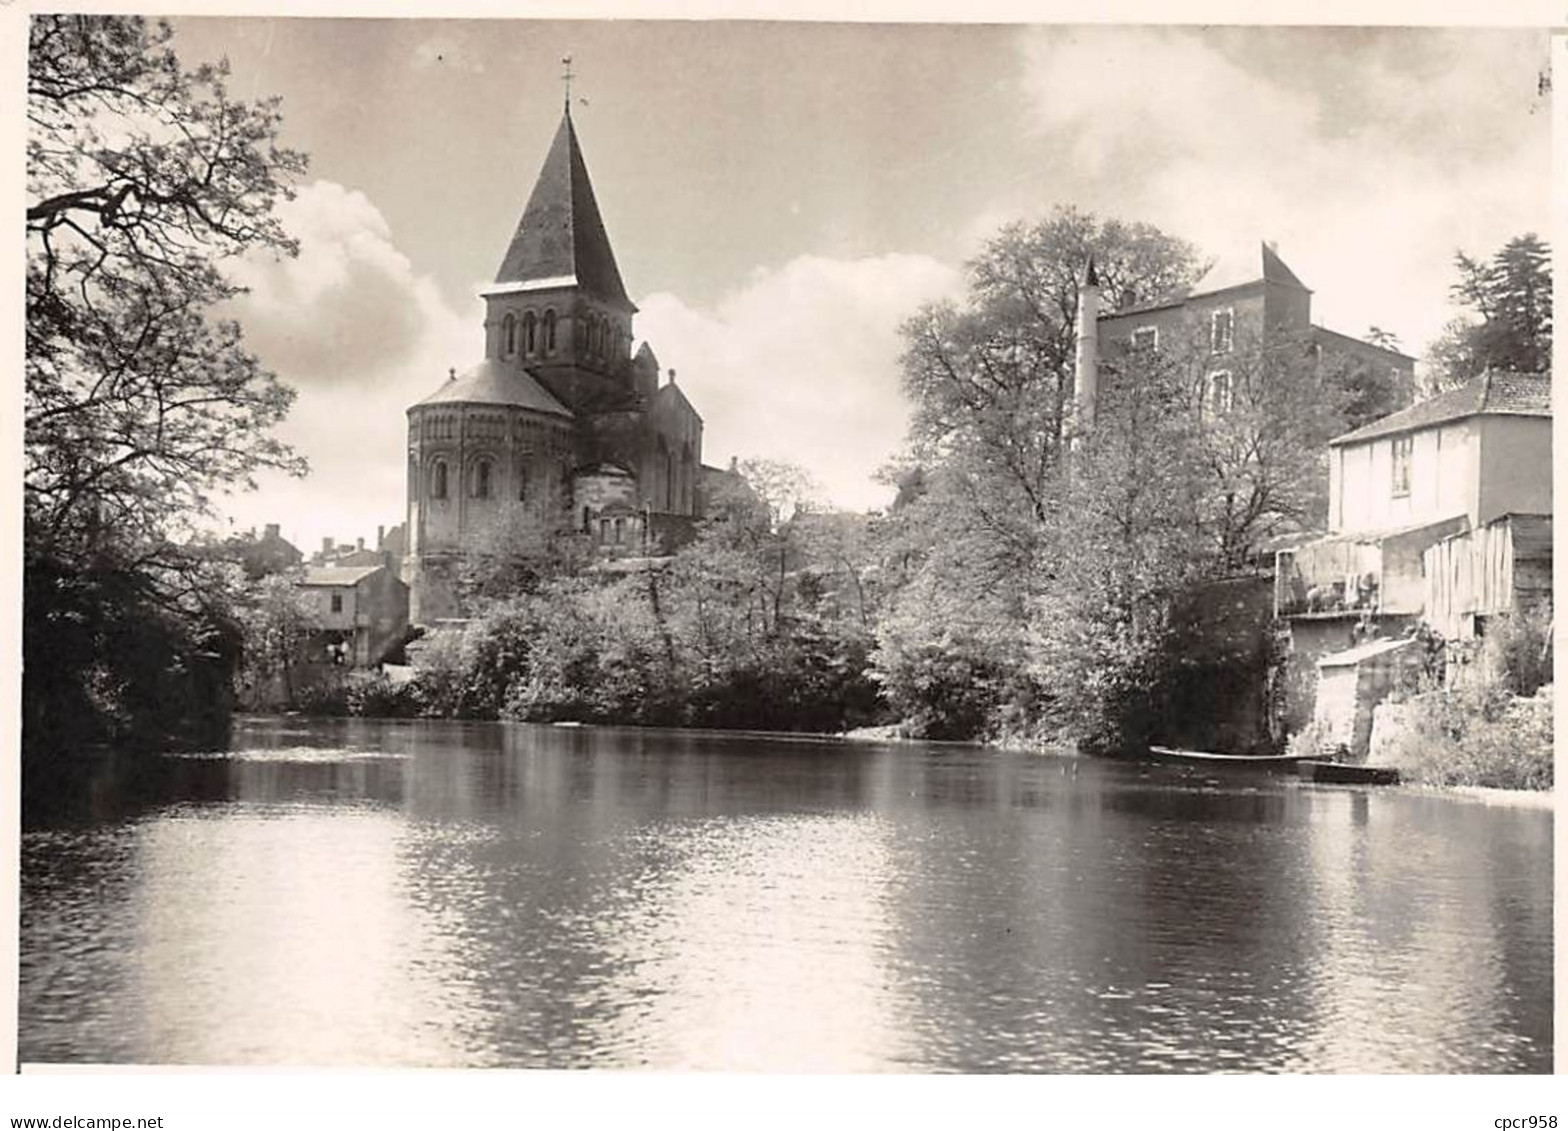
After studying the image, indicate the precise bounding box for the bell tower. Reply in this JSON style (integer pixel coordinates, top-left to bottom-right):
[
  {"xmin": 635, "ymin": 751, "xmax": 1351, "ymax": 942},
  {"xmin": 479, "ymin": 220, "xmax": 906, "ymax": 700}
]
[{"xmin": 480, "ymin": 99, "xmax": 637, "ymax": 414}]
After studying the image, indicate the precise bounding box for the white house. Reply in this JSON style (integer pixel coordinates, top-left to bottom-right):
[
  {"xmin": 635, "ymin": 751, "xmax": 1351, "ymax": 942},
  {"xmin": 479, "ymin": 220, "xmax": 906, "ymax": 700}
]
[
  {"xmin": 1273, "ymin": 369, "xmax": 1551, "ymax": 742},
  {"xmin": 1277, "ymin": 370, "xmax": 1551, "ymax": 621}
]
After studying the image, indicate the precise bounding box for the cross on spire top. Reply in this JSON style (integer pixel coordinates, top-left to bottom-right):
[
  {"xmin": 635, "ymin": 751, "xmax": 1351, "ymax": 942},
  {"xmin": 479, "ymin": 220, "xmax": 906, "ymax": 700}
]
[{"xmin": 561, "ymin": 54, "xmax": 574, "ymax": 112}]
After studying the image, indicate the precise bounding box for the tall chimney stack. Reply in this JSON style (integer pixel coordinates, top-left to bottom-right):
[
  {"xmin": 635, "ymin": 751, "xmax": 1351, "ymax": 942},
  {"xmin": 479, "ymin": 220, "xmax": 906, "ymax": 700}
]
[{"xmin": 1072, "ymin": 257, "xmax": 1101, "ymax": 438}]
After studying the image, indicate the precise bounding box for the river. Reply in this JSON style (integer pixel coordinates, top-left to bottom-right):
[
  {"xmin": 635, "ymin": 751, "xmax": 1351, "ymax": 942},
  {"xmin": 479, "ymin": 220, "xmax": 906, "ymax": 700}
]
[{"xmin": 19, "ymin": 716, "xmax": 1553, "ymax": 1072}]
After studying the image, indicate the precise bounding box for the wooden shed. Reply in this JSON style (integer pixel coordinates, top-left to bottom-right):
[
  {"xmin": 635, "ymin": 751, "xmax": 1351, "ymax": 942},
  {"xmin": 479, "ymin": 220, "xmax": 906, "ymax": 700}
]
[{"xmin": 1422, "ymin": 513, "xmax": 1552, "ymax": 640}]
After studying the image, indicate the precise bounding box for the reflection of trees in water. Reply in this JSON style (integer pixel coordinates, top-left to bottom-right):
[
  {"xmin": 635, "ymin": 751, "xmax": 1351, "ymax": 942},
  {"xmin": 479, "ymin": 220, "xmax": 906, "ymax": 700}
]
[
  {"xmin": 1293, "ymin": 790, "xmax": 1552, "ymax": 1072},
  {"xmin": 20, "ymin": 822, "xmax": 146, "ymax": 1062},
  {"xmin": 388, "ymin": 724, "xmax": 891, "ymax": 1066},
  {"xmin": 20, "ymin": 720, "xmax": 1554, "ymax": 1070},
  {"xmin": 872, "ymin": 757, "xmax": 1326, "ymax": 1071}
]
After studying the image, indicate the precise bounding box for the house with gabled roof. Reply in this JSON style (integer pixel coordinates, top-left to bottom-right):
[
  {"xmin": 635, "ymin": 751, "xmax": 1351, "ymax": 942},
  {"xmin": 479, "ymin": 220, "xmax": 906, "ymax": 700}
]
[
  {"xmin": 1273, "ymin": 369, "xmax": 1552, "ymax": 736},
  {"xmin": 296, "ymin": 563, "xmax": 410, "ymax": 668}
]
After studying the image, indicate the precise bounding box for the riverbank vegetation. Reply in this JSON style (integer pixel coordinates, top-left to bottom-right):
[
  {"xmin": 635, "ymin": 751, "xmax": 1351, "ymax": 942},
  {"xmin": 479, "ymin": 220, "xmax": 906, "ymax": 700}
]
[
  {"xmin": 1378, "ymin": 606, "xmax": 1554, "ymax": 792},
  {"xmin": 25, "ymin": 17, "xmax": 306, "ymax": 755}
]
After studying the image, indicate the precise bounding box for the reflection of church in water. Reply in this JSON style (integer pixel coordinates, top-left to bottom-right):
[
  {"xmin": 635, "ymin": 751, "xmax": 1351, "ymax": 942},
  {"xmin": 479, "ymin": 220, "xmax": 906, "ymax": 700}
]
[{"xmin": 404, "ymin": 103, "xmax": 706, "ymax": 623}]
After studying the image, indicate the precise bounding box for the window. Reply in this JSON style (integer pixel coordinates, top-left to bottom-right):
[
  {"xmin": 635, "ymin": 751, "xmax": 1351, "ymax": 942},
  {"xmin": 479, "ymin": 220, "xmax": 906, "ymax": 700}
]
[
  {"xmin": 523, "ymin": 312, "xmax": 537, "ymax": 355},
  {"xmin": 582, "ymin": 505, "xmax": 593, "ymax": 532},
  {"xmin": 430, "ymin": 460, "xmax": 448, "ymax": 500},
  {"xmin": 1211, "ymin": 308, "xmax": 1234, "ymax": 354},
  {"xmin": 613, "ymin": 517, "xmax": 625, "ymax": 544},
  {"xmin": 471, "ymin": 459, "xmax": 492, "ymax": 499},
  {"xmin": 1391, "ymin": 435, "xmax": 1412, "ymax": 497},
  {"xmin": 502, "ymin": 313, "xmax": 516, "ymax": 356},
  {"xmin": 544, "ymin": 310, "xmax": 557, "ymax": 354},
  {"xmin": 330, "ymin": 594, "xmax": 343, "ymax": 614},
  {"xmin": 1206, "ymin": 370, "xmax": 1234, "ymax": 416},
  {"xmin": 1131, "ymin": 326, "xmax": 1158, "ymax": 351},
  {"xmin": 517, "ymin": 467, "xmax": 528, "ymax": 503}
]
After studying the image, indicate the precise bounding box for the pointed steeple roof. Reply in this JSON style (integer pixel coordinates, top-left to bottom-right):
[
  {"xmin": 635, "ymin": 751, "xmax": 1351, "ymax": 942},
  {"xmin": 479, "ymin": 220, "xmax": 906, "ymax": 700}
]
[{"xmin": 492, "ymin": 110, "xmax": 633, "ymax": 309}]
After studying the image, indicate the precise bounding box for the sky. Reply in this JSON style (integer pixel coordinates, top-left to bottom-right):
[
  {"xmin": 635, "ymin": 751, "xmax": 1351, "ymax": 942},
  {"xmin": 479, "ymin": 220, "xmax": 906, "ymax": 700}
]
[{"xmin": 155, "ymin": 19, "xmax": 1552, "ymax": 551}]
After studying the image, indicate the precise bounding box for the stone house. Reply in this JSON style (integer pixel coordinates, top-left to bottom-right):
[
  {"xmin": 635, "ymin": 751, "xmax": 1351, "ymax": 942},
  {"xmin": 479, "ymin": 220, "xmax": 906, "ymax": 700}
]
[
  {"xmin": 1090, "ymin": 242, "xmax": 1416, "ymax": 419},
  {"xmin": 296, "ymin": 564, "xmax": 410, "ymax": 668},
  {"xmin": 404, "ymin": 106, "xmax": 705, "ymax": 624}
]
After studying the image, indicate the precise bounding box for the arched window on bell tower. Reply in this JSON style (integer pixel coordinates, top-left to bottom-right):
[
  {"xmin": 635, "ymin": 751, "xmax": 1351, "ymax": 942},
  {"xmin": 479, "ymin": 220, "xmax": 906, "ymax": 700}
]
[
  {"xmin": 502, "ymin": 313, "xmax": 516, "ymax": 357},
  {"xmin": 544, "ymin": 310, "xmax": 557, "ymax": 355},
  {"xmin": 523, "ymin": 312, "xmax": 537, "ymax": 355},
  {"xmin": 430, "ymin": 459, "xmax": 448, "ymax": 500}
]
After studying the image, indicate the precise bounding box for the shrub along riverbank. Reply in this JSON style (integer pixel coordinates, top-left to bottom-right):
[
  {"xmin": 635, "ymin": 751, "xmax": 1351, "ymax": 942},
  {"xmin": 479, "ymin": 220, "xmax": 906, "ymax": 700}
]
[{"xmin": 1370, "ymin": 608, "xmax": 1554, "ymax": 792}]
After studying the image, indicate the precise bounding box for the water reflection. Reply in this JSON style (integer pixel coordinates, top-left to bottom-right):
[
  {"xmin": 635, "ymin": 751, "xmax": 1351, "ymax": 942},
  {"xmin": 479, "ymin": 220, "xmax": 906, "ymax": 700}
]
[{"xmin": 19, "ymin": 718, "xmax": 1554, "ymax": 1072}]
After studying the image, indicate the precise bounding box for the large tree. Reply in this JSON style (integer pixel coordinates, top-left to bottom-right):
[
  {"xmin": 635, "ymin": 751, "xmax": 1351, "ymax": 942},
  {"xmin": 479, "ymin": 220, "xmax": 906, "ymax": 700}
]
[
  {"xmin": 1425, "ymin": 234, "xmax": 1551, "ymax": 392},
  {"xmin": 25, "ymin": 16, "xmax": 307, "ymax": 752},
  {"xmin": 875, "ymin": 209, "xmax": 1207, "ymax": 739},
  {"xmin": 27, "ymin": 15, "xmax": 307, "ymax": 554},
  {"xmin": 901, "ymin": 207, "xmax": 1207, "ymax": 532}
]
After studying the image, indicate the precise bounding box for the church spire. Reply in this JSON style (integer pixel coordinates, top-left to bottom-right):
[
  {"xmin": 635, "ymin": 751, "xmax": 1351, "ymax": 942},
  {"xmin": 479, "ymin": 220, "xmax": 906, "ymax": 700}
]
[{"xmin": 492, "ymin": 102, "xmax": 633, "ymax": 311}]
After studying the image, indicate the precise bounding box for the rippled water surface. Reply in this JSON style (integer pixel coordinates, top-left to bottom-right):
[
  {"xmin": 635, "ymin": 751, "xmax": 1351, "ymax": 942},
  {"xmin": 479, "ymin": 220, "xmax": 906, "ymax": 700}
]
[{"xmin": 20, "ymin": 718, "xmax": 1553, "ymax": 1071}]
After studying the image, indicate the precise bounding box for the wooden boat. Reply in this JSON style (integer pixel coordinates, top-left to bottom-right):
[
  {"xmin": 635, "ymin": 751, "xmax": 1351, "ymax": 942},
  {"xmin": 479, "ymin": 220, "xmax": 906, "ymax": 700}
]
[
  {"xmin": 1297, "ymin": 760, "xmax": 1401, "ymax": 785},
  {"xmin": 1147, "ymin": 745, "xmax": 1318, "ymax": 768}
]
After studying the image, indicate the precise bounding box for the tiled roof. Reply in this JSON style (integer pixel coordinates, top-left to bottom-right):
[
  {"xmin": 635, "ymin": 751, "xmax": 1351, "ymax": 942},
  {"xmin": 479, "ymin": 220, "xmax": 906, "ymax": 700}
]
[
  {"xmin": 412, "ymin": 359, "xmax": 573, "ymax": 416},
  {"xmin": 1105, "ymin": 241, "xmax": 1307, "ymax": 319},
  {"xmin": 493, "ymin": 110, "xmax": 633, "ymax": 310},
  {"xmin": 300, "ymin": 566, "xmax": 382, "ymax": 587},
  {"xmin": 1328, "ymin": 370, "xmax": 1551, "ymax": 447}
]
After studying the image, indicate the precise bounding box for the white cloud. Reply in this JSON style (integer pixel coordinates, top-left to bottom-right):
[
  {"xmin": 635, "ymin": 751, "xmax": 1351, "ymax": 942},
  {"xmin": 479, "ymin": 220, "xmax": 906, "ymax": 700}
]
[
  {"xmin": 1014, "ymin": 27, "xmax": 1549, "ymax": 358},
  {"xmin": 218, "ymin": 180, "xmax": 475, "ymax": 551},
  {"xmin": 637, "ymin": 254, "xmax": 962, "ymax": 512}
]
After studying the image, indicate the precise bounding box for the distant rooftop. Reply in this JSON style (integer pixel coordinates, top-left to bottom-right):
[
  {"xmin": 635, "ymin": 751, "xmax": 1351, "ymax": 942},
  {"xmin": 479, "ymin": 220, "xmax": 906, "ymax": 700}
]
[
  {"xmin": 300, "ymin": 565, "xmax": 384, "ymax": 587},
  {"xmin": 1104, "ymin": 241, "xmax": 1308, "ymax": 319},
  {"xmin": 1329, "ymin": 370, "xmax": 1551, "ymax": 447}
]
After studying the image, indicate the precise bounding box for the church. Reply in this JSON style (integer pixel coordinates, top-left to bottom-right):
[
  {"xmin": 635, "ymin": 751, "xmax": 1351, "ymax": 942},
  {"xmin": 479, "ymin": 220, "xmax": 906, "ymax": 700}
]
[{"xmin": 403, "ymin": 104, "xmax": 705, "ymax": 623}]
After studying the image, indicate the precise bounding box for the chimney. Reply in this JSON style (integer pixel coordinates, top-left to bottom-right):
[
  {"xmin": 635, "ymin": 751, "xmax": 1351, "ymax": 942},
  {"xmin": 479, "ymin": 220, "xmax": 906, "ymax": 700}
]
[
  {"xmin": 357, "ymin": 537, "xmax": 365, "ymax": 551},
  {"xmin": 264, "ymin": 523, "xmax": 280, "ymax": 541},
  {"xmin": 1072, "ymin": 257, "xmax": 1100, "ymax": 437},
  {"xmin": 377, "ymin": 524, "xmax": 386, "ymax": 549},
  {"xmin": 668, "ymin": 368, "xmax": 677, "ymax": 386},
  {"xmin": 322, "ymin": 536, "xmax": 333, "ymax": 555}
]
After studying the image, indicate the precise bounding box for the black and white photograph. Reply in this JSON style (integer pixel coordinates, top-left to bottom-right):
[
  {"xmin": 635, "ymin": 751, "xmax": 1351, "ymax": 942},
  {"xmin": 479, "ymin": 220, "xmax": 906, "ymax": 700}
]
[{"xmin": 10, "ymin": 5, "xmax": 1559, "ymax": 1116}]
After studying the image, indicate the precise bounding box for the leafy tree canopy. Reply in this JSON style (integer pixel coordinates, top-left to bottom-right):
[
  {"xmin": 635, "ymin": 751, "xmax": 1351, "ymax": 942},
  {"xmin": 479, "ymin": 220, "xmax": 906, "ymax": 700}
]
[
  {"xmin": 26, "ymin": 15, "xmax": 308, "ymax": 560},
  {"xmin": 1425, "ymin": 233, "xmax": 1550, "ymax": 392}
]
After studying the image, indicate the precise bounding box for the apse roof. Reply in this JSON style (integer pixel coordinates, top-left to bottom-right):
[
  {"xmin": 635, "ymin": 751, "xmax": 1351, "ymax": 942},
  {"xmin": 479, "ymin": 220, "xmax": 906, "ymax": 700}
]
[{"xmin": 412, "ymin": 359, "xmax": 573, "ymax": 416}]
